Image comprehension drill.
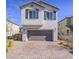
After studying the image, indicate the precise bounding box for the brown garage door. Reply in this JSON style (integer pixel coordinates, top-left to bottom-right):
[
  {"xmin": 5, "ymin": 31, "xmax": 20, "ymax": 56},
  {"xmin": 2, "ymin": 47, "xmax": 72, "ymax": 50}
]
[{"xmin": 27, "ymin": 30, "xmax": 53, "ymax": 41}]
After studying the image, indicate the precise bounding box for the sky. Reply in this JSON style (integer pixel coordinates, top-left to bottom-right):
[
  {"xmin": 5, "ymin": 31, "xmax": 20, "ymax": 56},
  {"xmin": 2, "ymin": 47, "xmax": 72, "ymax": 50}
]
[{"xmin": 6, "ymin": 0, "xmax": 73, "ymax": 25}]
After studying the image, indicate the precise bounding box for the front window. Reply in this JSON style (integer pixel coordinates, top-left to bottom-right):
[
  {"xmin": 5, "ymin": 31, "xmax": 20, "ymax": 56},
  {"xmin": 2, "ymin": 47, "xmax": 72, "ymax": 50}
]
[
  {"xmin": 25, "ymin": 9, "xmax": 39, "ymax": 19},
  {"xmin": 44, "ymin": 11, "xmax": 53, "ymax": 20},
  {"xmin": 29, "ymin": 11, "xmax": 35, "ymax": 19}
]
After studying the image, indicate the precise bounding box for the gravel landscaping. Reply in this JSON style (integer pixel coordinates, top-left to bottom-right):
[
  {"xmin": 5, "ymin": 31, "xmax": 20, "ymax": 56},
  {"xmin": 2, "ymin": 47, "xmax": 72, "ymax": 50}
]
[{"xmin": 7, "ymin": 41, "xmax": 73, "ymax": 59}]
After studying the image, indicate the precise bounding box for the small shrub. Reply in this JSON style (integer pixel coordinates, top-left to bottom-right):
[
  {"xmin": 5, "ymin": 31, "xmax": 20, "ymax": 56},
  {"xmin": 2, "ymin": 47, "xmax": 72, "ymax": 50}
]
[
  {"xmin": 58, "ymin": 41, "xmax": 63, "ymax": 45},
  {"xmin": 57, "ymin": 40, "xmax": 65, "ymax": 45},
  {"xmin": 8, "ymin": 39, "xmax": 13, "ymax": 47},
  {"xmin": 62, "ymin": 41, "xmax": 68, "ymax": 46},
  {"xmin": 6, "ymin": 39, "xmax": 14, "ymax": 47}
]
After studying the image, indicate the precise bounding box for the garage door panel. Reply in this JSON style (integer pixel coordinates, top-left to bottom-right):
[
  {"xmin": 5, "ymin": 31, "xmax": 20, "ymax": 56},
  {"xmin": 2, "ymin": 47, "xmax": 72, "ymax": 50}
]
[{"xmin": 28, "ymin": 30, "xmax": 53, "ymax": 41}]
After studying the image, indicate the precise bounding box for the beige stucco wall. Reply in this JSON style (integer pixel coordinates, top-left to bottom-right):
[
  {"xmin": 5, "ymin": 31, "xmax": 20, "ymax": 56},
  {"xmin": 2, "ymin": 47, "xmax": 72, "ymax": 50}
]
[
  {"xmin": 71, "ymin": 17, "xmax": 73, "ymax": 26},
  {"xmin": 59, "ymin": 19, "xmax": 69, "ymax": 35},
  {"xmin": 58, "ymin": 17, "xmax": 73, "ymax": 43}
]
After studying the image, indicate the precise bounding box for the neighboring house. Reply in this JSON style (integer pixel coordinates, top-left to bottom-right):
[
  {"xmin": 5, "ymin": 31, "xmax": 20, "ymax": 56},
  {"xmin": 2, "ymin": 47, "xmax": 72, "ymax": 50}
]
[
  {"xmin": 6, "ymin": 19, "xmax": 20, "ymax": 37},
  {"xmin": 20, "ymin": 1, "xmax": 59, "ymax": 41},
  {"xmin": 58, "ymin": 16, "xmax": 73, "ymax": 43}
]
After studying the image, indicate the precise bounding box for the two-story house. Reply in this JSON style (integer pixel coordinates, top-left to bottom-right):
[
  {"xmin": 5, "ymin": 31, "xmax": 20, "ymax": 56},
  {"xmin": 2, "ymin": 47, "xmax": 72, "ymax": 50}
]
[
  {"xmin": 58, "ymin": 16, "xmax": 73, "ymax": 43},
  {"xmin": 20, "ymin": 1, "xmax": 59, "ymax": 41}
]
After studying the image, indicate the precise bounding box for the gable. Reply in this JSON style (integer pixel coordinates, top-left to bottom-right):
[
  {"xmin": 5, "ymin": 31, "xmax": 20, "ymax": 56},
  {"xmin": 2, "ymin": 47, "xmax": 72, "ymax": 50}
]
[
  {"xmin": 37, "ymin": 1, "xmax": 59, "ymax": 11},
  {"xmin": 20, "ymin": 2, "xmax": 45, "ymax": 9}
]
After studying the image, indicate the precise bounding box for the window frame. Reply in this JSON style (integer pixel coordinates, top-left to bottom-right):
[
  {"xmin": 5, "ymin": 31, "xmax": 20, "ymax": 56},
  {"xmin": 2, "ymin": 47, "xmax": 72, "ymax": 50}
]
[
  {"xmin": 44, "ymin": 11, "xmax": 53, "ymax": 20},
  {"xmin": 25, "ymin": 9, "xmax": 39, "ymax": 19}
]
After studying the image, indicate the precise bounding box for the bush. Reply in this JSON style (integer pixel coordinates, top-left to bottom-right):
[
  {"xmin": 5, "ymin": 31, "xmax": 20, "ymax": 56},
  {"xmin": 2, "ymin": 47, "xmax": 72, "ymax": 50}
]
[
  {"xmin": 6, "ymin": 39, "xmax": 14, "ymax": 47},
  {"xmin": 57, "ymin": 40, "xmax": 65, "ymax": 45}
]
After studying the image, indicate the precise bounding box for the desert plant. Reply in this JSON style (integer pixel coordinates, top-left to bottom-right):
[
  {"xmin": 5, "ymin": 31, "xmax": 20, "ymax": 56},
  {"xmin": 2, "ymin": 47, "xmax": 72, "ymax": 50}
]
[
  {"xmin": 8, "ymin": 39, "xmax": 13, "ymax": 47},
  {"xmin": 6, "ymin": 39, "xmax": 14, "ymax": 47}
]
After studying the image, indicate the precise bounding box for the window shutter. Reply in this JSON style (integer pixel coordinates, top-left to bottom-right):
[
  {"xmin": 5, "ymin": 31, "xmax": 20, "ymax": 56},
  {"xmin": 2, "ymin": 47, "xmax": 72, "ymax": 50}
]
[
  {"xmin": 25, "ymin": 9, "xmax": 28, "ymax": 19},
  {"xmin": 44, "ymin": 11, "xmax": 46, "ymax": 20},
  {"xmin": 36, "ymin": 9, "xmax": 39, "ymax": 19},
  {"xmin": 47, "ymin": 12, "xmax": 49, "ymax": 19}
]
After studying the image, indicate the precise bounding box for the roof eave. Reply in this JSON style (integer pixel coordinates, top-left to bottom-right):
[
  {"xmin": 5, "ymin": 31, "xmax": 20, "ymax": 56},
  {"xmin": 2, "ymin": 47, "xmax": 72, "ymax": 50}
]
[{"xmin": 37, "ymin": 1, "xmax": 59, "ymax": 11}]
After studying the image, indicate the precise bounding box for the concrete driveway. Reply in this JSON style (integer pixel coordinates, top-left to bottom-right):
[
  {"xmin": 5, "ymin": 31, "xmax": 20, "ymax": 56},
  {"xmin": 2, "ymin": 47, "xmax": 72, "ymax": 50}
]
[{"xmin": 7, "ymin": 41, "xmax": 73, "ymax": 59}]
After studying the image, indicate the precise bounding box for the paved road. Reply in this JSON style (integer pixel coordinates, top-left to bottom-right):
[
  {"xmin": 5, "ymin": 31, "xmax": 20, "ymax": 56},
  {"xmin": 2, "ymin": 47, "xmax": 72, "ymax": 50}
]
[{"xmin": 7, "ymin": 41, "xmax": 73, "ymax": 59}]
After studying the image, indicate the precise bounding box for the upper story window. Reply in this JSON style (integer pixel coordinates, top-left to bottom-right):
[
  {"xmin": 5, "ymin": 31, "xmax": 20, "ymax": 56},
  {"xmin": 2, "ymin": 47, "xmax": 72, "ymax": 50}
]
[
  {"xmin": 44, "ymin": 11, "xmax": 53, "ymax": 20},
  {"xmin": 44, "ymin": 11, "xmax": 56, "ymax": 20},
  {"xmin": 25, "ymin": 9, "xmax": 39, "ymax": 19},
  {"xmin": 53, "ymin": 11, "xmax": 56, "ymax": 20},
  {"xmin": 29, "ymin": 11, "xmax": 35, "ymax": 19}
]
